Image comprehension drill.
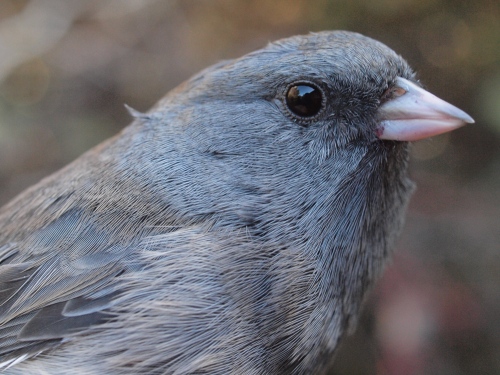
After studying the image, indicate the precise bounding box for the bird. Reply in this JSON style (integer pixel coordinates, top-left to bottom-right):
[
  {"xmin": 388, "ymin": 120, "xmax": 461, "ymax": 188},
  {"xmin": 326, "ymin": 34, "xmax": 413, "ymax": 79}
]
[{"xmin": 0, "ymin": 31, "xmax": 473, "ymax": 374}]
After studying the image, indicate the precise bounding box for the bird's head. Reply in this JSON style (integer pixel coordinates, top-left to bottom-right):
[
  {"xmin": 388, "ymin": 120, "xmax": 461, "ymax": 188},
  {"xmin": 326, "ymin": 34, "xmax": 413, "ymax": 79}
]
[{"xmin": 118, "ymin": 31, "xmax": 472, "ymax": 249}]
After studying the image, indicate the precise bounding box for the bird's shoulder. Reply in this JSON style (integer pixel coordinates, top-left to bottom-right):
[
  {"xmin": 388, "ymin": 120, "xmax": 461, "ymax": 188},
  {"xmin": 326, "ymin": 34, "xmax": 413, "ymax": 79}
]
[{"xmin": 0, "ymin": 167, "xmax": 192, "ymax": 369}]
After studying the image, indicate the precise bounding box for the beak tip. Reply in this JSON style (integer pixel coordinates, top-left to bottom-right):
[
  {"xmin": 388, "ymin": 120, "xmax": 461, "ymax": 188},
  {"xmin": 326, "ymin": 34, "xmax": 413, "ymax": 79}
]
[
  {"xmin": 465, "ymin": 115, "xmax": 475, "ymax": 124},
  {"xmin": 454, "ymin": 107, "xmax": 475, "ymax": 124}
]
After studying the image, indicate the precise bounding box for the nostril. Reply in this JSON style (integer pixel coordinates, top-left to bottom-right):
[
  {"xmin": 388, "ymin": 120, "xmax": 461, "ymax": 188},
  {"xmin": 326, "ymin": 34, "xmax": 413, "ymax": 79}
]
[{"xmin": 381, "ymin": 86, "xmax": 407, "ymax": 104}]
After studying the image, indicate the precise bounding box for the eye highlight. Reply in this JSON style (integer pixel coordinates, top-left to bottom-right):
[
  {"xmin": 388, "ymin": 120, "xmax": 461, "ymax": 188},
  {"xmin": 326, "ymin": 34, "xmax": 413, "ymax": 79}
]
[{"xmin": 285, "ymin": 83, "xmax": 324, "ymax": 118}]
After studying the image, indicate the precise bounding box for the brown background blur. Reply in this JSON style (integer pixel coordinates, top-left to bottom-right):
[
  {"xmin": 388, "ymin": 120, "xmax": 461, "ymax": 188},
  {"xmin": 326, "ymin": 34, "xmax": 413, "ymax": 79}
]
[{"xmin": 0, "ymin": 1, "xmax": 498, "ymax": 374}]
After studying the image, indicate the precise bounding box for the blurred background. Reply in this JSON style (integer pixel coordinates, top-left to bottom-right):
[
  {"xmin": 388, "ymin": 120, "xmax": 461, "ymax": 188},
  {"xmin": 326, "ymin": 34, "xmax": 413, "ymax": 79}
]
[{"xmin": 0, "ymin": 1, "xmax": 498, "ymax": 374}]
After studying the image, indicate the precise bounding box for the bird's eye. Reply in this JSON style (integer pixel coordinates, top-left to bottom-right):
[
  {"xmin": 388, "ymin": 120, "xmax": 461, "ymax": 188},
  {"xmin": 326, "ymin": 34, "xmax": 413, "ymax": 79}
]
[{"xmin": 285, "ymin": 83, "xmax": 323, "ymax": 118}]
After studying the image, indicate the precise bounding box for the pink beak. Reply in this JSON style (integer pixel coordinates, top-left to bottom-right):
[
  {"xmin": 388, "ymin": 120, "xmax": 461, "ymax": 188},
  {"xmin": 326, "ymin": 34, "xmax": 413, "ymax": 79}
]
[{"xmin": 377, "ymin": 77, "xmax": 474, "ymax": 141}]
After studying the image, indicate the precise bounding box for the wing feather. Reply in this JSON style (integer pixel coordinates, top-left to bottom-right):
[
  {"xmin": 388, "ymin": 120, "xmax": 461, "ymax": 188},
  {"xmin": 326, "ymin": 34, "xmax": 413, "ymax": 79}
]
[{"xmin": 0, "ymin": 209, "xmax": 134, "ymax": 364}]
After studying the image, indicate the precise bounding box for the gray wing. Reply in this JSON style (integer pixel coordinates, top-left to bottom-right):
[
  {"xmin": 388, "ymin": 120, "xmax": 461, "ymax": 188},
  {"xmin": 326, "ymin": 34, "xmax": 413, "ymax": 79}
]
[
  {"xmin": 0, "ymin": 204, "xmax": 327, "ymax": 374},
  {"xmin": 0, "ymin": 208, "xmax": 137, "ymax": 368}
]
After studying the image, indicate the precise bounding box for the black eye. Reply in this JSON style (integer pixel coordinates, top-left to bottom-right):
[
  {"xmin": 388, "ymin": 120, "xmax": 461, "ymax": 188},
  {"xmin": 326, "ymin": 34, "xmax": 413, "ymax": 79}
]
[{"xmin": 286, "ymin": 83, "xmax": 323, "ymax": 118}]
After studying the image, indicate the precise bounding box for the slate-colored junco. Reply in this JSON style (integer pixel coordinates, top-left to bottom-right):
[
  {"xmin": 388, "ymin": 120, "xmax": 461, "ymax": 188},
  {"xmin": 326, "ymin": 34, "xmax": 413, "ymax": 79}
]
[{"xmin": 0, "ymin": 31, "xmax": 473, "ymax": 374}]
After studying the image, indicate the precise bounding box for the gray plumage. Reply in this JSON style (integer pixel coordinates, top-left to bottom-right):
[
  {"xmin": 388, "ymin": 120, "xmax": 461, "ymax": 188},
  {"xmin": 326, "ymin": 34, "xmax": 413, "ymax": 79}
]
[{"xmin": 0, "ymin": 31, "xmax": 437, "ymax": 374}]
